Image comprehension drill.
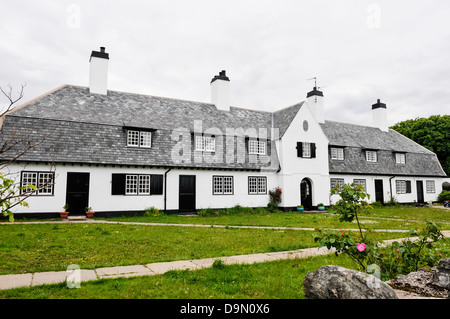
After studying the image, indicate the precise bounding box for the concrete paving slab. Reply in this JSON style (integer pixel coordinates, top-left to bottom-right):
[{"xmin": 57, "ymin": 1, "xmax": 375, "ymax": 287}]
[
  {"xmin": 32, "ymin": 271, "xmax": 68, "ymax": 286},
  {"xmin": 224, "ymin": 253, "xmax": 279, "ymax": 264},
  {"xmin": 0, "ymin": 273, "xmax": 32, "ymax": 290},
  {"xmin": 145, "ymin": 260, "xmax": 200, "ymax": 274},
  {"xmin": 96, "ymin": 265, "xmax": 152, "ymax": 279}
]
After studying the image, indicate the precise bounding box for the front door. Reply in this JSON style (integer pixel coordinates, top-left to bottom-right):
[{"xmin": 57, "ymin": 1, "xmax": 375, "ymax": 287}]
[
  {"xmin": 375, "ymin": 179, "xmax": 384, "ymax": 204},
  {"xmin": 66, "ymin": 172, "xmax": 90, "ymax": 215},
  {"xmin": 416, "ymin": 181, "xmax": 424, "ymax": 203},
  {"xmin": 179, "ymin": 175, "xmax": 196, "ymax": 212},
  {"xmin": 300, "ymin": 178, "xmax": 312, "ymax": 210}
]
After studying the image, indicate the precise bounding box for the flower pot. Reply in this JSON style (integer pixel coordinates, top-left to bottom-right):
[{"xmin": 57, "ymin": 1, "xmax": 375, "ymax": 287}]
[
  {"xmin": 318, "ymin": 206, "xmax": 325, "ymax": 211},
  {"xmin": 86, "ymin": 211, "xmax": 95, "ymax": 218},
  {"xmin": 297, "ymin": 207, "xmax": 304, "ymax": 212},
  {"xmin": 59, "ymin": 212, "xmax": 69, "ymax": 219}
]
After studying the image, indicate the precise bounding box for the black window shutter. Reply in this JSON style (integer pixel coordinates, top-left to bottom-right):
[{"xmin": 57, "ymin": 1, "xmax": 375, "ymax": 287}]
[
  {"xmin": 311, "ymin": 143, "xmax": 316, "ymax": 158},
  {"xmin": 296, "ymin": 142, "xmax": 303, "ymax": 157},
  {"xmin": 406, "ymin": 181, "xmax": 412, "ymax": 193},
  {"xmin": 111, "ymin": 174, "xmax": 126, "ymax": 195},
  {"xmin": 150, "ymin": 175, "xmax": 164, "ymax": 195}
]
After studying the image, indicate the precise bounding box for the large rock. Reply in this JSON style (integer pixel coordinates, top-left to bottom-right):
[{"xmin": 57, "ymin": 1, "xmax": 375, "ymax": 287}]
[
  {"xmin": 304, "ymin": 265, "xmax": 398, "ymax": 299},
  {"xmin": 388, "ymin": 258, "xmax": 450, "ymax": 298}
]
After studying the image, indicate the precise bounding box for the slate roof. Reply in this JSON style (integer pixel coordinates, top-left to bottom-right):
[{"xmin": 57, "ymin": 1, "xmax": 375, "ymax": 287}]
[
  {"xmin": 0, "ymin": 84, "xmax": 446, "ymax": 177},
  {"xmin": 0, "ymin": 85, "xmax": 280, "ymax": 171},
  {"xmin": 321, "ymin": 121, "xmax": 446, "ymax": 177}
]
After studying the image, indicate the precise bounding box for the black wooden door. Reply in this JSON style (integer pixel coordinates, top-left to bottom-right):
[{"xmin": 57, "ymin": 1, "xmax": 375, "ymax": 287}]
[
  {"xmin": 179, "ymin": 175, "xmax": 196, "ymax": 212},
  {"xmin": 300, "ymin": 178, "xmax": 312, "ymax": 210},
  {"xmin": 375, "ymin": 179, "xmax": 384, "ymax": 204},
  {"xmin": 66, "ymin": 173, "xmax": 90, "ymax": 215},
  {"xmin": 416, "ymin": 181, "xmax": 424, "ymax": 203}
]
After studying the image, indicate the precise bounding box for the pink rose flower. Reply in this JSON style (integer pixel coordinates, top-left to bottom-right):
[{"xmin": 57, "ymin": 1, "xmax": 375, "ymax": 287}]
[{"xmin": 356, "ymin": 243, "xmax": 366, "ymax": 252}]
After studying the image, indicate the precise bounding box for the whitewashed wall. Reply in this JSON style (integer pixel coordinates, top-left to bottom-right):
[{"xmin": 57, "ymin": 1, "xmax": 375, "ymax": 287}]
[{"xmin": 276, "ymin": 101, "xmax": 330, "ymax": 208}]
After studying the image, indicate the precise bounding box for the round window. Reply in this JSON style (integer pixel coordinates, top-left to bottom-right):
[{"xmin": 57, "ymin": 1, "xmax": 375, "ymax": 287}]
[{"xmin": 303, "ymin": 120, "xmax": 309, "ymax": 132}]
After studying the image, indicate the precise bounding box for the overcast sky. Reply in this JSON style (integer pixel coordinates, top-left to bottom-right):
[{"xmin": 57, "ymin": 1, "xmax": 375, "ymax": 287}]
[{"xmin": 1, "ymin": 0, "xmax": 449, "ymax": 127}]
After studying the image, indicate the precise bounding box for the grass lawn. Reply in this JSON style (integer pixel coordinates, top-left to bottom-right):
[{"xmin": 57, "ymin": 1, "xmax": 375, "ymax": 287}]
[
  {"xmin": 0, "ymin": 205, "xmax": 448, "ymax": 299},
  {"xmin": 1, "ymin": 237, "xmax": 449, "ymax": 299},
  {"xmin": 102, "ymin": 205, "xmax": 450, "ymax": 230},
  {"xmin": 0, "ymin": 222, "xmax": 408, "ymax": 275},
  {"xmin": 0, "ymin": 253, "xmax": 362, "ymax": 299}
]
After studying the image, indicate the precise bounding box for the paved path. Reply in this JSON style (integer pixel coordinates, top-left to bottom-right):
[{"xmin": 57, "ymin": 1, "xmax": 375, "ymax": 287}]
[{"xmin": 0, "ymin": 219, "xmax": 449, "ymax": 293}]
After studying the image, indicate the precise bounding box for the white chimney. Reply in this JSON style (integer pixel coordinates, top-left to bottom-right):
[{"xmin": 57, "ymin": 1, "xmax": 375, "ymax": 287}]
[
  {"xmin": 372, "ymin": 99, "xmax": 388, "ymax": 132},
  {"xmin": 89, "ymin": 47, "xmax": 109, "ymax": 95},
  {"xmin": 306, "ymin": 87, "xmax": 325, "ymax": 124},
  {"xmin": 210, "ymin": 70, "xmax": 230, "ymax": 111}
]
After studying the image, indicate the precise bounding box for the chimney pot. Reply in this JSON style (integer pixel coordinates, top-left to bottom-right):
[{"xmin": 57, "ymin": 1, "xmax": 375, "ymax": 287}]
[
  {"xmin": 89, "ymin": 46, "xmax": 109, "ymax": 95},
  {"xmin": 210, "ymin": 70, "xmax": 230, "ymax": 111},
  {"xmin": 372, "ymin": 99, "xmax": 388, "ymax": 131}
]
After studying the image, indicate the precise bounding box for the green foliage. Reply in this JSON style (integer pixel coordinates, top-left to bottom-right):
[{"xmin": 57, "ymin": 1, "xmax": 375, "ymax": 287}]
[
  {"xmin": 390, "ymin": 115, "xmax": 450, "ymax": 175},
  {"xmin": 0, "ymin": 172, "xmax": 36, "ymax": 222},
  {"xmin": 197, "ymin": 205, "xmax": 278, "ymax": 217},
  {"xmin": 144, "ymin": 206, "xmax": 161, "ymax": 217},
  {"xmin": 315, "ymin": 183, "xmax": 446, "ymax": 280},
  {"xmin": 266, "ymin": 202, "xmax": 278, "ymax": 212},
  {"xmin": 268, "ymin": 187, "xmax": 282, "ymax": 205},
  {"xmin": 438, "ymin": 190, "xmax": 450, "ymax": 203}
]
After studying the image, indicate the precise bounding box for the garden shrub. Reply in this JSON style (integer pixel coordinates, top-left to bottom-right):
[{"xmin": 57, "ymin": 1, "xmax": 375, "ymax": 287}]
[
  {"xmin": 438, "ymin": 190, "xmax": 450, "ymax": 202},
  {"xmin": 144, "ymin": 206, "xmax": 161, "ymax": 217},
  {"xmin": 314, "ymin": 183, "xmax": 446, "ymax": 281}
]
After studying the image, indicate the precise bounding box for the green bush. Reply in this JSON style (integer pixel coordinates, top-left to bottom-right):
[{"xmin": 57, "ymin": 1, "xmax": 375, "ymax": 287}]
[
  {"xmin": 144, "ymin": 206, "xmax": 161, "ymax": 217},
  {"xmin": 438, "ymin": 190, "xmax": 450, "ymax": 202}
]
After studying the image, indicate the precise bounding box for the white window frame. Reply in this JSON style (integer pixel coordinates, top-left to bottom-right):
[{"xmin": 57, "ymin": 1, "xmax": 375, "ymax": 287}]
[
  {"xmin": 248, "ymin": 139, "xmax": 266, "ymax": 155},
  {"xmin": 302, "ymin": 142, "xmax": 312, "ymax": 158},
  {"xmin": 395, "ymin": 153, "xmax": 406, "ymax": 164},
  {"xmin": 330, "ymin": 178, "xmax": 344, "ymax": 190},
  {"xmin": 426, "ymin": 180, "xmax": 436, "ymax": 194},
  {"xmin": 195, "ymin": 135, "xmax": 215, "ymax": 152},
  {"xmin": 331, "ymin": 147, "xmax": 344, "ymax": 160},
  {"xmin": 248, "ymin": 176, "xmax": 267, "ymax": 195},
  {"xmin": 213, "ymin": 176, "xmax": 234, "ymax": 195},
  {"xmin": 138, "ymin": 175, "xmax": 151, "ymax": 195},
  {"xmin": 125, "ymin": 175, "xmax": 138, "ymax": 195},
  {"xmin": 21, "ymin": 171, "xmax": 54, "ymax": 196},
  {"xmin": 127, "ymin": 130, "xmax": 152, "ymax": 148},
  {"xmin": 396, "ymin": 180, "xmax": 408, "ymax": 194},
  {"xmin": 353, "ymin": 179, "xmax": 366, "ymax": 191},
  {"xmin": 366, "ymin": 150, "xmax": 378, "ymax": 162}
]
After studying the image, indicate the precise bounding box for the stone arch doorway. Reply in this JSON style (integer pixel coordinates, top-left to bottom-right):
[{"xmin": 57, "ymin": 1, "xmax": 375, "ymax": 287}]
[{"xmin": 300, "ymin": 178, "xmax": 313, "ymax": 210}]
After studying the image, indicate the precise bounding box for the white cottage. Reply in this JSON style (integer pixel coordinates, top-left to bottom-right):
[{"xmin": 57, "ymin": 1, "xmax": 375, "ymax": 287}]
[{"xmin": 1, "ymin": 47, "xmax": 447, "ymax": 218}]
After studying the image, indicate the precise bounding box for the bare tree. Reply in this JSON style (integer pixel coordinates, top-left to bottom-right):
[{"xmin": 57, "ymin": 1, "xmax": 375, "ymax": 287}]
[{"xmin": 0, "ymin": 84, "xmax": 53, "ymax": 221}]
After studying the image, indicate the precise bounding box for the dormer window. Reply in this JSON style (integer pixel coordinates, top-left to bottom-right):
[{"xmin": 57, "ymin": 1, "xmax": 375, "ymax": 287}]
[
  {"xmin": 395, "ymin": 152, "xmax": 406, "ymax": 164},
  {"xmin": 248, "ymin": 139, "xmax": 266, "ymax": 155},
  {"xmin": 127, "ymin": 130, "xmax": 152, "ymax": 148},
  {"xmin": 195, "ymin": 135, "xmax": 215, "ymax": 152},
  {"xmin": 330, "ymin": 147, "xmax": 344, "ymax": 160},
  {"xmin": 365, "ymin": 150, "xmax": 377, "ymax": 162}
]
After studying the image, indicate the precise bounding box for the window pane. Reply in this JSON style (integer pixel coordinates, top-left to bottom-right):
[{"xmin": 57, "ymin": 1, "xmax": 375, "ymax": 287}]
[
  {"xmin": 248, "ymin": 177, "xmax": 258, "ymax": 194},
  {"xmin": 126, "ymin": 175, "xmax": 138, "ymax": 194},
  {"xmin": 21, "ymin": 172, "xmax": 37, "ymax": 193},
  {"xmin": 223, "ymin": 176, "xmax": 233, "ymax": 194},
  {"xmin": 213, "ymin": 176, "xmax": 223, "ymax": 194},
  {"xmin": 139, "ymin": 175, "xmax": 150, "ymax": 194},
  {"xmin": 353, "ymin": 179, "xmax": 366, "ymax": 191},
  {"xmin": 396, "ymin": 180, "xmax": 406, "ymax": 194},
  {"xmin": 127, "ymin": 130, "xmax": 140, "ymax": 146},
  {"xmin": 396, "ymin": 153, "xmax": 405, "ymax": 164},
  {"xmin": 140, "ymin": 132, "xmax": 152, "ymax": 148},
  {"xmin": 331, "ymin": 178, "xmax": 344, "ymax": 190},
  {"xmin": 195, "ymin": 136, "xmax": 204, "ymax": 151},
  {"xmin": 257, "ymin": 177, "xmax": 266, "ymax": 194},
  {"xmin": 302, "ymin": 143, "xmax": 311, "ymax": 158},
  {"xmin": 426, "ymin": 180, "xmax": 435, "ymax": 193},
  {"xmin": 204, "ymin": 136, "xmax": 215, "ymax": 152},
  {"xmin": 38, "ymin": 173, "xmax": 53, "ymax": 194},
  {"xmin": 366, "ymin": 151, "xmax": 377, "ymax": 162}
]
